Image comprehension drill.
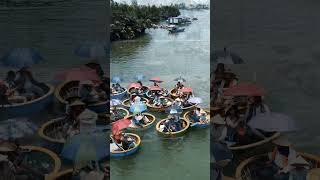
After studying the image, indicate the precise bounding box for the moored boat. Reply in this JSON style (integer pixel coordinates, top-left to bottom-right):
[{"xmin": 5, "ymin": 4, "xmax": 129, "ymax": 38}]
[
  {"xmin": 184, "ymin": 110, "xmax": 210, "ymax": 128},
  {"xmin": 122, "ymin": 97, "xmax": 149, "ymax": 108},
  {"xmin": 156, "ymin": 117, "xmax": 190, "ymax": 137},
  {"xmin": 20, "ymin": 145, "xmax": 61, "ymax": 178},
  {"xmin": 235, "ymin": 152, "xmax": 320, "ymax": 180},
  {"xmin": 126, "ymin": 113, "xmax": 156, "ymax": 131},
  {"xmin": 146, "ymin": 97, "xmax": 173, "ymax": 112},
  {"xmin": 1, "ymin": 83, "xmax": 54, "ymax": 117},
  {"xmin": 110, "ymin": 133, "xmax": 141, "ymax": 158},
  {"xmin": 54, "ymin": 80, "xmax": 108, "ymax": 113}
]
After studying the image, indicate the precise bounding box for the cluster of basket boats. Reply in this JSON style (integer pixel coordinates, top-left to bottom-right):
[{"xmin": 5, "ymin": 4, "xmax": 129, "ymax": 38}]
[
  {"xmin": 110, "ymin": 78, "xmax": 210, "ymax": 158},
  {"xmin": 211, "ymin": 67, "xmax": 320, "ymax": 180}
]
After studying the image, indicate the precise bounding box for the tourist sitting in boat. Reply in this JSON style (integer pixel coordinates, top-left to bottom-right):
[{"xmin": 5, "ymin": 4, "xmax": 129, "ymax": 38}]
[
  {"xmin": 199, "ymin": 109, "xmax": 208, "ymax": 124},
  {"xmin": 175, "ymin": 81, "xmax": 184, "ymax": 90},
  {"xmin": 191, "ymin": 107, "xmax": 202, "ymax": 122},
  {"xmin": 212, "ymin": 110, "xmax": 227, "ymax": 142},
  {"xmin": 15, "ymin": 67, "xmax": 45, "ymax": 100},
  {"xmin": 256, "ymin": 136, "xmax": 297, "ymax": 180},
  {"xmin": 245, "ymin": 96, "xmax": 270, "ymax": 122},
  {"xmin": 121, "ymin": 134, "xmax": 135, "ymax": 150},
  {"xmin": 288, "ymin": 156, "xmax": 309, "ymax": 180},
  {"xmin": 78, "ymin": 80, "xmax": 100, "ymax": 104},
  {"xmin": 132, "ymin": 113, "xmax": 145, "ymax": 127}
]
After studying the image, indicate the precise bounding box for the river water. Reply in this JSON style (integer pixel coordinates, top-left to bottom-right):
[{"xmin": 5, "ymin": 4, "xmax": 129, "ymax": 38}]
[
  {"xmin": 213, "ymin": 0, "xmax": 320, "ymax": 155},
  {"xmin": 111, "ymin": 9, "xmax": 210, "ymax": 180}
]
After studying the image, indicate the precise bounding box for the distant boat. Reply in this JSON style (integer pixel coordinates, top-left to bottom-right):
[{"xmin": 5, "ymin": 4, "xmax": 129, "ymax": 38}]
[{"xmin": 168, "ymin": 27, "xmax": 185, "ymax": 33}]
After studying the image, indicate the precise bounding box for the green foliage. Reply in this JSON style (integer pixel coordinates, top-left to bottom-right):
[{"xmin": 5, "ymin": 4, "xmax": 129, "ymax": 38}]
[{"xmin": 111, "ymin": 0, "xmax": 180, "ymax": 41}]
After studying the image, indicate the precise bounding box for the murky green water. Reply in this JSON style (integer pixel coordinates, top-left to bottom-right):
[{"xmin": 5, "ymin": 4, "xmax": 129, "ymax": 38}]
[{"xmin": 111, "ymin": 10, "xmax": 210, "ymax": 180}]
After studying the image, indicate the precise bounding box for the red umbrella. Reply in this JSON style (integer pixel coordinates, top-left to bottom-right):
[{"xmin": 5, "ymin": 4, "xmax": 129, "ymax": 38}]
[
  {"xmin": 128, "ymin": 83, "xmax": 142, "ymax": 89},
  {"xmin": 223, "ymin": 82, "xmax": 265, "ymax": 96},
  {"xmin": 180, "ymin": 87, "xmax": 193, "ymax": 93},
  {"xmin": 55, "ymin": 66, "xmax": 101, "ymax": 82},
  {"xmin": 149, "ymin": 86, "xmax": 162, "ymax": 91},
  {"xmin": 112, "ymin": 118, "xmax": 131, "ymax": 135},
  {"xmin": 149, "ymin": 77, "xmax": 163, "ymax": 83}
]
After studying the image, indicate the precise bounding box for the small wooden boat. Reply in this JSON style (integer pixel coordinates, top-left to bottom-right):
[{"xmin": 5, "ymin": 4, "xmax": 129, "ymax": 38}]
[
  {"xmin": 146, "ymin": 97, "xmax": 174, "ymax": 112},
  {"xmin": 121, "ymin": 98, "xmax": 149, "ymax": 108},
  {"xmin": 156, "ymin": 117, "xmax": 190, "ymax": 137},
  {"xmin": 38, "ymin": 115, "xmax": 109, "ymax": 152},
  {"xmin": 235, "ymin": 152, "xmax": 320, "ymax": 180},
  {"xmin": 126, "ymin": 113, "xmax": 156, "ymax": 131},
  {"xmin": 228, "ymin": 132, "xmax": 280, "ymax": 151},
  {"xmin": 127, "ymin": 86, "xmax": 149, "ymax": 96},
  {"xmin": 145, "ymin": 88, "xmax": 169, "ymax": 99},
  {"xmin": 184, "ymin": 110, "xmax": 210, "ymax": 128},
  {"xmin": 110, "ymin": 133, "xmax": 141, "ymax": 158},
  {"xmin": 110, "ymin": 107, "xmax": 129, "ymax": 122},
  {"xmin": 54, "ymin": 80, "xmax": 108, "ymax": 113},
  {"xmin": 111, "ymin": 87, "xmax": 127, "ymax": 100},
  {"xmin": 20, "ymin": 145, "xmax": 61, "ymax": 178},
  {"xmin": 1, "ymin": 83, "xmax": 54, "ymax": 117}
]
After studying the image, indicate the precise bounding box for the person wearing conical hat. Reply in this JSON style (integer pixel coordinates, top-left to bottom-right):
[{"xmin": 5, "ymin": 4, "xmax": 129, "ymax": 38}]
[
  {"xmin": 257, "ymin": 135, "xmax": 297, "ymax": 180},
  {"xmin": 289, "ymin": 156, "xmax": 309, "ymax": 180},
  {"xmin": 211, "ymin": 109, "xmax": 227, "ymax": 142}
]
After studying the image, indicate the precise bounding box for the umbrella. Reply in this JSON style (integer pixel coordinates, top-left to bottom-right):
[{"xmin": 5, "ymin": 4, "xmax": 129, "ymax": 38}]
[
  {"xmin": 0, "ymin": 118, "xmax": 37, "ymax": 140},
  {"xmin": 128, "ymin": 83, "xmax": 142, "ymax": 89},
  {"xmin": 111, "ymin": 76, "xmax": 122, "ymax": 84},
  {"xmin": 149, "ymin": 86, "xmax": 162, "ymax": 91},
  {"xmin": 174, "ymin": 76, "xmax": 186, "ymax": 82},
  {"xmin": 110, "ymin": 99, "xmax": 122, "ymax": 107},
  {"xmin": 55, "ymin": 66, "xmax": 101, "ymax": 82},
  {"xmin": 248, "ymin": 112, "xmax": 298, "ymax": 132},
  {"xmin": 135, "ymin": 74, "xmax": 145, "ymax": 81},
  {"xmin": 74, "ymin": 42, "xmax": 107, "ymax": 59},
  {"xmin": 223, "ymin": 82, "xmax": 265, "ymax": 96},
  {"xmin": 149, "ymin": 77, "xmax": 163, "ymax": 83},
  {"xmin": 180, "ymin": 87, "xmax": 193, "ymax": 93},
  {"xmin": 187, "ymin": 97, "xmax": 202, "ymax": 104},
  {"xmin": 129, "ymin": 102, "xmax": 147, "ymax": 113},
  {"xmin": 61, "ymin": 132, "xmax": 108, "ymax": 168},
  {"xmin": 212, "ymin": 49, "xmax": 244, "ymax": 64},
  {"xmin": 1, "ymin": 48, "xmax": 44, "ymax": 68},
  {"xmin": 112, "ymin": 118, "xmax": 131, "ymax": 135}
]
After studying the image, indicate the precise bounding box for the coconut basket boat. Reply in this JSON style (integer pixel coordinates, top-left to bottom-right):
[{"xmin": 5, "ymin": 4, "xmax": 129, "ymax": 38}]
[
  {"xmin": 126, "ymin": 113, "xmax": 156, "ymax": 131},
  {"xmin": 1, "ymin": 83, "xmax": 54, "ymax": 117},
  {"xmin": 184, "ymin": 109, "xmax": 210, "ymax": 128},
  {"xmin": 235, "ymin": 152, "xmax": 320, "ymax": 180},
  {"xmin": 146, "ymin": 97, "xmax": 174, "ymax": 112},
  {"xmin": 110, "ymin": 133, "xmax": 141, "ymax": 158},
  {"xmin": 54, "ymin": 80, "xmax": 108, "ymax": 113},
  {"xmin": 121, "ymin": 98, "xmax": 149, "ymax": 108},
  {"xmin": 156, "ymin": 117, "xmax": 190, "ymax": 137},
  {"xmin": 110, "ymin": 107, "xmax": 129, "ymax": 122}
]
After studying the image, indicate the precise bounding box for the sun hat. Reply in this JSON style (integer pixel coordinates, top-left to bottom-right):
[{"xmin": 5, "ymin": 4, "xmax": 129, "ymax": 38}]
[
  {"xmin": 212, "ymin": 114, "xmax": 226, "ymax": 125},
  {"xmin": 290, "ymin": 156, "xmax": 309, "ymax": 167},
  {"xmin": 272, "ymin": 136, "xmax": 291, "ymax": 147},
  {"xmin": 70, "ymin": 100, "xmax": 86, "ymax": 107}
]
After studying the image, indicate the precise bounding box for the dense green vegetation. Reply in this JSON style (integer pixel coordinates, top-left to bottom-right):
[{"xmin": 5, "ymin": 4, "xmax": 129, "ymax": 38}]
[{"xmin": 111, "ymin": 0, "xmax": 180, "ymax": 41}]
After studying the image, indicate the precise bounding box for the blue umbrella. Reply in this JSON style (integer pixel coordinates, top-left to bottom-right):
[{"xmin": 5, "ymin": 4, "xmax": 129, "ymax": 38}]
[
  {"xmin": 110, "ymin": 99, "xmax": 122, "ymax": 107},
  {"xmin": 135, "ymin": 74, "xmax": 145, "ymax": 81},
  {"xmin": 74, "ymin": 42, "xmax": 107, "ymax": 59},
  {"xmin": 129, "ymin": 102, "xmax": 147, "ymax": 113},
  {"xmin": 188, "ymin": 97, "xmax": 202, "ymax": 104},
  {"xmin": 111, "ymin": 76, "xmax": 122, "ymax": 83},
  {"xmin": 61, "ymin": 132, "xmax": 108, "ymax": 166},
  {"xmin": 1, "ymin": 48, "xmax": 44, "ymax": 68}
]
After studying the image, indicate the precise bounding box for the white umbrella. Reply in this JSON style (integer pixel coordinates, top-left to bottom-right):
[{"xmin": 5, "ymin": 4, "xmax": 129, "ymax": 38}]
[
  {"xmin": 0, "ymin": 118, "xmax": 37, "ymax": 140},
  {"xmin": 248, "ymin": 112, "xmax": 298, "ymax": 132}
]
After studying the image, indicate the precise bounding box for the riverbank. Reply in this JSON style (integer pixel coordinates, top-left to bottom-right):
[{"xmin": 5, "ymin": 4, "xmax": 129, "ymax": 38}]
[{"xmin": 111, "ymin": 1, "xmax": 180, "ymax": 41}]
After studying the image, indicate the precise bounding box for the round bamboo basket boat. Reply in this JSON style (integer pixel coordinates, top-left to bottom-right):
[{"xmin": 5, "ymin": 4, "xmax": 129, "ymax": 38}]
[
  {"xmin": 184, "ymin": 109, "xmax": 210, "ymax": 128},
  {"xmin": 121, "ymin": 97, "xmax": 149, "ymax": 108},
  {"xmin": 156, "ymin": 117, "xmax": 190, "ymax": 137},
  {"xmin": 126, "ymin": 113, "xmax": 156, "ymax": 131},
  {"xmin": 110, "ymin": 133, "xmax": 141, "ymax": 158},
  {"xmin": 146, "ymin": 97, "xmax": 173, "ymax": 112}
]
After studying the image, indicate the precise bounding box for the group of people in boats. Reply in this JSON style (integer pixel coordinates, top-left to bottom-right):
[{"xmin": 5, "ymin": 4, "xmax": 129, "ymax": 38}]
[
  {"xmin": 111, "ymin": 133, "xmax": 136, "ymax": 151},
  {"xmin": 190, "ymin": 107, "xmax": 208, "ymax": 124},
  {"xmin": 0, "ymin": 67, "xmax": 46, "ymax": 105},
  {"xmin": 159, "ymin": 113, "xmax": 184, "ymax": 133},
  {"xmin": 212, "ymin": 63, "xmax": 271, "ymax": 146},
  {"xmin": 0, "ymin": 141, "xmax": 44, "ymax": 180}
]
